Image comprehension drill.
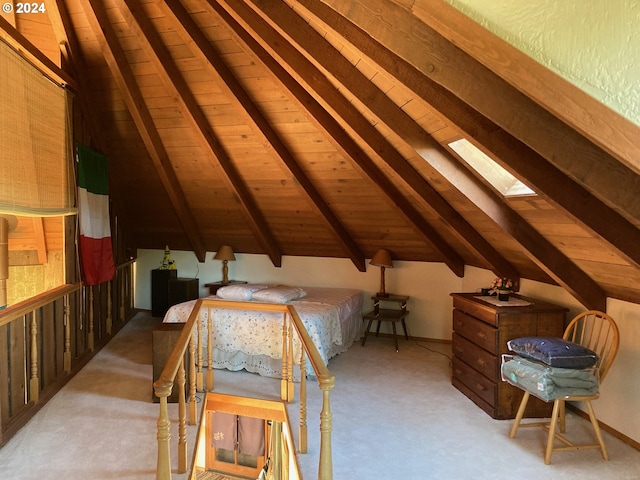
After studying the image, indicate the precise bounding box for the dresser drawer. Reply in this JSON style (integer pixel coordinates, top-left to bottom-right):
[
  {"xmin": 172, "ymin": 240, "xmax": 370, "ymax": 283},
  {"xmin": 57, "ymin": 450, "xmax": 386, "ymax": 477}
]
[
  {"xmin": 453, "ymin": 309, "xmax": 498, "ymax": 354},
  {"xmin": 452, "ymin": 333, "xmax": 497, "ymax": 380},
  {"xmin": 452, "ymin": 356, "xmax": 497, "ymax": 411}
]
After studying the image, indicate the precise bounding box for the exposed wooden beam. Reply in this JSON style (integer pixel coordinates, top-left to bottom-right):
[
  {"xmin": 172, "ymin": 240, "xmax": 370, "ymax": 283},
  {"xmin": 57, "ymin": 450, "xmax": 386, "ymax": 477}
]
[
  {"xmin": 255, "ymin": 0, "xmax": 520, "ymax": 281},
  {"xmin": 32, "ymin": 218, "xmax": 47, "ymax": 264},
  {"xmin": 314, "ymin": 0, "xmax": 640, "ymax": 225},
  {"xmin": 303, "ymin": 0, "xmax": 634, "ymax": 305},
  {"xmin": 415, "ymin": 0, "xmax": 640, "ymax": 178},
  {"xmin": 160, "ymin": 0, "xmax": 365, "ymax": 270},
  {"xmin": 215, "ymin": 0, "xmax": 465, "ymax": 277},
  {"xmin": 0, "ymin": 16, "xmax": 76, "ymax": 89},
  {"xmin": 118, "ymin": 0, "xmax": 283, "ymax": 267},
  {"xmin": 47, "ymin": 0, "xmax": 136, "ymax": 252},
  {"xmin": 79, "ymin": 0, "xmax": 207, "ymax": 261},
  {"xmin": 424, "ymin": 145, "xmax": 607, "ymax": 311},
  {"xmin": 300, "ymin": 0, "xmax": 640, "ymax": 270}
]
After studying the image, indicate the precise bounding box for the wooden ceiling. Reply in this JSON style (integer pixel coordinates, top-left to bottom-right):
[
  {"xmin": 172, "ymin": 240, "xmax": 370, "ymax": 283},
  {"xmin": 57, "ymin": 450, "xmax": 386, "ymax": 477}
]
[{"xmin": 2, "ymin": 0, "xmax": 640, "ymax": 310}]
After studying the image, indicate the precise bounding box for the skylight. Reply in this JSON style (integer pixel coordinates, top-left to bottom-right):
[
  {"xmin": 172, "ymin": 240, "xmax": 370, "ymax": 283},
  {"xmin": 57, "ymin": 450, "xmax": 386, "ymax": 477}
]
[{"xmin": 448, "ymin": 139, "xmax": 536, "ymax": 197}]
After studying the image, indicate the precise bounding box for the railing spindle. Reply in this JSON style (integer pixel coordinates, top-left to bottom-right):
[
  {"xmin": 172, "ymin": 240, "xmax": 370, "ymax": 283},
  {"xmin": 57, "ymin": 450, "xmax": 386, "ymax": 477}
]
[
  {"xmin": 177, "ymin": 358, "xmax": 187, "ymax": 473},
  {"xmin": 155, "ymin": 299, "xmax": 334, "ymax": 479},
  {"xmin": 196, "ymin": 312, "xmax": 203, "ymax": 391},
  {"xmin": 287, "ymin": 316, "xmax": 294, "ymax": 402},
  {"xmin": 29, "ymin": 310, "xmax": 39, "ymax": 403},
  {"xmin": 207, "ymin": 311, "xmax": 213, "ymax": 391},
  {"xmin": 63, "ymin": 293, "xmax": 71, "ymax": 372},
  {"xmin": 299, "ymin": 348, "xmax": 308, "ymax": 453},
  {"xmin": 106, "ymin": 282, "xmax": 112, "ymax": 335},
  {"xmin": 189, "ymin": 334, "xmax": 197, "ymax": 425},
  {"xmin": 88, "ymin": 286, "xmax": 94, "ymax": 351},
  {"xmin": 281, "ymin": 312, "xmax": 288, "ymax": 402}
]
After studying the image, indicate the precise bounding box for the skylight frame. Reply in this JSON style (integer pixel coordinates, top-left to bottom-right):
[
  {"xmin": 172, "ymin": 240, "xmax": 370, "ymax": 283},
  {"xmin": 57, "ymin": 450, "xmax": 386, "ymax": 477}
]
[{"xmin": 447, "ymin": 138, "xmax": 536, "ymax": 198}]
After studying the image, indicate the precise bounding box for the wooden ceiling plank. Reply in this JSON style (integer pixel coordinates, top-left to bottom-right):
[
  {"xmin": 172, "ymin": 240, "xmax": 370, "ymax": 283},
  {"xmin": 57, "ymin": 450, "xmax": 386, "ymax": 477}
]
[
  {"xmin": 161, "ymin": 0, "xmax": 365, "ymax": 270},
  {"xmin": 424, "ymin": 140, "xmax": 607, "ymax": 311},
  {"xmin": 416, "ymin": 0, "xmax": 640, "ymax": 178},
  {"xmin": 215, "ymin": 0, "xmax": 465, "ymax": 276},
  {"xmin": 304, "ymin": 0, "xmax": 640, "ymax": 270},
  {"xmin": 304, "ymin": 0, "xmax": 632, "ymax": 303},
  {"xmin": 316, "ymin": 0, "xmax": 640, "ymax": 226},
  {"xmin": 118, "ymin": 0, "xmax": 282, "ymax": 267},
  {"xmin": 48, "ymin": 1, "xmax": 138, "ymax": 253},
  {"xmin": 0, "ymin": 16, "xmax": 76, "ymax": 88},
  {"xmin": 257, "ymin": 0, "xmax": 520, "ymax": 281},
  {"xmin": 79, "ymin": 0, "xmax": 207, "ymax": 261}
]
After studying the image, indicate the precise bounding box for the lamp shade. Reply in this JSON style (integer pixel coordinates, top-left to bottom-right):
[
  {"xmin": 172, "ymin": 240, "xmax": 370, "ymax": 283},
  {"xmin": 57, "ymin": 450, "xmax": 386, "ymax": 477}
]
[
  {"xmin": 214, "ymin": 245, "xmax": 236, "ymax": 262},
  {"xmin": 370, "ymin": 249, "xmax": 393, "ymax": 268}
]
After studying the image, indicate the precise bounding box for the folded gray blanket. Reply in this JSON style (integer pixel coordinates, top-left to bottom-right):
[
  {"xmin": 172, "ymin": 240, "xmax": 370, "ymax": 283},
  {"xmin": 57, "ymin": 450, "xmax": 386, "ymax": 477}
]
[{"xmin": 501, "ymin": 355, "xmax": 599, "ymax": 401}]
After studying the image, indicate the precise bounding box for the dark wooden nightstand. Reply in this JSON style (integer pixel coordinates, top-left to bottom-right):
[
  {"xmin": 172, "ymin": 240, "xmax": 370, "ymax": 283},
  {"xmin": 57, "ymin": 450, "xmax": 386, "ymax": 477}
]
[
  {"xmin": 204, "ymin": 280, "xmax": 248, "ymax": 296},
  {"xmin": 361, "ymin": 294, "xmax": 409, "ymax": 351}
]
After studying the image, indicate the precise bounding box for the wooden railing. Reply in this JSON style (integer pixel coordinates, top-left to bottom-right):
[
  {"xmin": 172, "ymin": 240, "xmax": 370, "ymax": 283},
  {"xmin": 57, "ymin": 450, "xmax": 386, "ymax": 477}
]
[
  {"xmin": 0, "ymin": 261, "xmax": 135, "ymax": 447},
  {"xmin": 154, "ymin": 298, "xmax": 335, "ymax": 480}
]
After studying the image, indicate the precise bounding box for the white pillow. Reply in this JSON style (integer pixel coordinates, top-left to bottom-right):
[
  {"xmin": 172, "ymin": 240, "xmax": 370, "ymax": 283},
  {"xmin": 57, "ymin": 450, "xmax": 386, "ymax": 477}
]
[
  {"xmin": 251, "ymin": 286, "xmax": 307, "ymax": 303},
  {"xmin": 216, "ymin": 284, "xmax": 267, "ymax": 301}
]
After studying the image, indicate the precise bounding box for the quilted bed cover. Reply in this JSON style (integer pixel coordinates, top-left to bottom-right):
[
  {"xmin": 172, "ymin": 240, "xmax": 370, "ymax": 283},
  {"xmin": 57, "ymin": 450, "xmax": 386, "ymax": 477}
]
[{"xmin": 162, "ymin": 286, "xmax": 363, "ymax": 378}]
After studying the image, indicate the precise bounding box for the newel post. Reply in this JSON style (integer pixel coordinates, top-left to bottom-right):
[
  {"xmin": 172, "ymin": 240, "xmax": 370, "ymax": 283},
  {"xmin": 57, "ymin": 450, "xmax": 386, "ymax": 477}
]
[
  {"xmin": 318, "ymin": 377, "xmax": 334, "ymax": 480},
  {"xmin": 155, "ymin": 383, "xmax": 172, "ymax": 480}
]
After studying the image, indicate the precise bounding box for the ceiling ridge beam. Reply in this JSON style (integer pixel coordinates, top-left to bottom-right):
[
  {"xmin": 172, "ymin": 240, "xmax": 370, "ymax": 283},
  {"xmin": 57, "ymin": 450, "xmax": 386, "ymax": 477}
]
[
  {"xmin": 255, "ymin": 0, "xmax": 520, "ymax": 281},
  {"xmin": 118, "ymin": 0, "xmax": 282, "ymax": 267},
  {"xmin": 160, "ymin": 0, "xmax": 364, "ymax": 271},
  {"xmin": 79, "ymin": 0, "xmax": 207, "ymax": 261},
  {"xmin": 214, "ymin": 0, "xmax": 465, "ymax": 277}
]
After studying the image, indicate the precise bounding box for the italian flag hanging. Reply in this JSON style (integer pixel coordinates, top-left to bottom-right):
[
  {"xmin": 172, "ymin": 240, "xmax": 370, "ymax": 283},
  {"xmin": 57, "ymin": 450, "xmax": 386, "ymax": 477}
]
[{"xmin": 77, "ymin": 143, "xmax": 115, "ymax": 285}]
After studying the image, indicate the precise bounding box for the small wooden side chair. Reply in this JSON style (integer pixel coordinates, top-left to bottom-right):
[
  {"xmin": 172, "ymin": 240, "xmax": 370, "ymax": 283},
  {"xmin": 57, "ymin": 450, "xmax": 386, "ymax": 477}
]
[{"xmin": 508, "ymin": 310, "xmax": 620, "ymax": 464}]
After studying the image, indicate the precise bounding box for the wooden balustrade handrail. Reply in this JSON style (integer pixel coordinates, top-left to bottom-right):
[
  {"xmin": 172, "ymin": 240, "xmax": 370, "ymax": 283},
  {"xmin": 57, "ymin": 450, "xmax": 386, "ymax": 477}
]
[
  {"xmin": 286, "ymin": 304, "xmax": 335, "ymax": 388},
  {"xmin": 115, "ymin": 258, "xmax": 136, "ymax": 270},
  {"xmin": 0, "ymin": 283, "xmax": 81, "ymax": 327},
  {"xmin": 0, "ymin": 259, "xmax": 132, "ymax": 328},
  {"xmin": 154, "ymin": 297, "xmax": 335, "ymax": 480},
  {"xmin": 154, "ymin": 298, "xmax": 203, "ymax": 398}
]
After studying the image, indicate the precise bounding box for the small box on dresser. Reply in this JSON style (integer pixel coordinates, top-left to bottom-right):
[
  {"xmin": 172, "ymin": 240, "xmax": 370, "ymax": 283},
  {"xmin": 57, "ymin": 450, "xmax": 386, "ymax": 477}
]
[{"xmin": 450, "ymin": 293, "xmax": 568, "ymax": 420}]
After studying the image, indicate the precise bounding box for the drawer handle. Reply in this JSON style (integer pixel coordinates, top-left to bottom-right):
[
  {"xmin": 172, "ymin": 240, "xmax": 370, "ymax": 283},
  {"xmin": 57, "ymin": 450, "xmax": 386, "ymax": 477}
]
[
  {"xmin": 477, "ymin": 359, "xmax": 486, "ymax": 367},
  {"xmin": 476, "ymin": 383, "xmax": 487, "ymax": 392},
  {"xmin": 476, "ymin": 332, "xmax": 487, "ymax": 340}
]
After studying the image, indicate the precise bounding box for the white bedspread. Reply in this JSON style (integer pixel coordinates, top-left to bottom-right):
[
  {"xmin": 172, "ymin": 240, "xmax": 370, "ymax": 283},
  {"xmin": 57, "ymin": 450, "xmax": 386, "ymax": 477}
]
[{"xmin": 163, "ymin": 287, "xmax": 363, "ymax": 377}]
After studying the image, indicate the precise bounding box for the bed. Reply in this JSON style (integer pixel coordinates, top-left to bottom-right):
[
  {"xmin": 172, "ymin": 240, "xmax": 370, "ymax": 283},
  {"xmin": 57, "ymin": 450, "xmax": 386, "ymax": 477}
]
[{"xmin": 162, "ymin": 284, "xmax": 363, "ymax": 379}]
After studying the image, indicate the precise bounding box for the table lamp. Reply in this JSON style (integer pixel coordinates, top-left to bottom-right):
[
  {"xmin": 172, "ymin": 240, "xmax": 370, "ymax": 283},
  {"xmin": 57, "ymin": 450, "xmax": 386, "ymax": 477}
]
[
  {"xmin": 214, "ymin": 245, "xmax": 236, "ymax": 284},
  {"xmin": 370, "ymin": 249, "xmax": 393, "ymax": 297}
]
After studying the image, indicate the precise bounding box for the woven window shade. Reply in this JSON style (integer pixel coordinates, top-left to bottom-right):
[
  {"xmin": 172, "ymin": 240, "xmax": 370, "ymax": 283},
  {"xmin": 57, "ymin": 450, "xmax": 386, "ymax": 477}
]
[{"xmin": 0, "ymin": 39, "xmax": 75, "ymax": 217}]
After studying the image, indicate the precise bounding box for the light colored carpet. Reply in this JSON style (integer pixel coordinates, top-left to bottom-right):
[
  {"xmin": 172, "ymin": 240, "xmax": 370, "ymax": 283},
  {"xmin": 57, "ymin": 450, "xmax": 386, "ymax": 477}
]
[{"xmin": 1, "ymin": 312, "xmax": 640, "ymax": 479}]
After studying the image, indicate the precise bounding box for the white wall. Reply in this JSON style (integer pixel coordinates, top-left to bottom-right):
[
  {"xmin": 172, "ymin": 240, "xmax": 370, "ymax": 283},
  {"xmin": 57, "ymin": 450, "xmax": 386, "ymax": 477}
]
[
  {"xmin": 135, "ymin": 249, "xmax": 640, "ymax": 445},
  {"xmin": 135, "ymin": 248, "xmax": 462, "ymax": 339}
]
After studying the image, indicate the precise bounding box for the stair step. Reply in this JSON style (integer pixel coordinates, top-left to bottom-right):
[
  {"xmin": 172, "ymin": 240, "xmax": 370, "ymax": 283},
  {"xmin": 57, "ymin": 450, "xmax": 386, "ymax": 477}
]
[{"xmin": 196, "ymin": 470, "xmax": 249, "ymax": 480}]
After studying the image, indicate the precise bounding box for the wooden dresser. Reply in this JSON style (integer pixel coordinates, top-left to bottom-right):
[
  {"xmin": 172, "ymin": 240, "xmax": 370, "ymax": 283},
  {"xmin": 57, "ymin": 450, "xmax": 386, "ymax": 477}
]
[{"xmin": 450, "ymin": 293, "xmax": 568, "ymax": 419}]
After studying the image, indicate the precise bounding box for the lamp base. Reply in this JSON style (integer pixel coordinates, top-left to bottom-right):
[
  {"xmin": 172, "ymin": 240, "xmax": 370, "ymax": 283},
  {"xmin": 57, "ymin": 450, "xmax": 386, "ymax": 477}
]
[
  {"xmin": 376, "ymin": 292, "xmax": 390, "ymax": 298},
  {"xmin": 222, "ymin": 260, "xmax": 229, "ymax": 284}
]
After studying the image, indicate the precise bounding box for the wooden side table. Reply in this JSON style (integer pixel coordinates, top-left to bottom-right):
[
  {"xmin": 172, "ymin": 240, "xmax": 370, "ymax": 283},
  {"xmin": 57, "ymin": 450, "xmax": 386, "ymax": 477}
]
[
  {"xmin": 361, "ymin": 294, "xmax": 409, "ymax": 351},
  {"xmin": 204, "ymin": 280, "xmax": 247, "ymax": 296}
]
